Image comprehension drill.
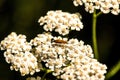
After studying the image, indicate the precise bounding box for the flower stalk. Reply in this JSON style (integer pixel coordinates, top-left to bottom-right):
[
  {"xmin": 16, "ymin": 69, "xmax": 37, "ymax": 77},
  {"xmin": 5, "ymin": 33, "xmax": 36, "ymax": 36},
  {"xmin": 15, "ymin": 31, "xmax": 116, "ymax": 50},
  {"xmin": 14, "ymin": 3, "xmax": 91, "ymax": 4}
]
[
  {"xmin": 105, "ymin": 60, "xmax": 120, "ymax": 80},
  {"xmin": 92, "ymin": 10, "xmax": 99, "ymax": 60},
  {"xmin": 41, "ymin": 68, "xmax": 52, "ymax": 80},
  {"xmin": 92, "ymin": 10, "xmax": 102, "ymax": 60}
]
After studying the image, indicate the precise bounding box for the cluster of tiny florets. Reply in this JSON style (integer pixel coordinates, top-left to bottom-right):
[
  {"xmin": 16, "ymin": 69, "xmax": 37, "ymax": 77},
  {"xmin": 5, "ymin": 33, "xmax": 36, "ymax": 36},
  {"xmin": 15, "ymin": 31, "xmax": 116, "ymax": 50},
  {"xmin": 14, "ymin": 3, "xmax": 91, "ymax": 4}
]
[
  {"xmin": 73, "ymin": 0, "xmax": 120, "ymax": 15},
  {"xmin": 0, "ymin": 10, "xmax": 108, "ymax": 80},
  {"xmin": 0, "ymin": 32, "xmax": 107, "ymax": 79},
  {"xmin": 38, "ymin": 10, "xmax": 83, "ymax": 35},
  {"xmin": 30, "ymin": 32, "xmax": 107, "ymax": 80},
  {"xmin": 0, "ymin": 32, "xmax": 41, "ymax": 76}
]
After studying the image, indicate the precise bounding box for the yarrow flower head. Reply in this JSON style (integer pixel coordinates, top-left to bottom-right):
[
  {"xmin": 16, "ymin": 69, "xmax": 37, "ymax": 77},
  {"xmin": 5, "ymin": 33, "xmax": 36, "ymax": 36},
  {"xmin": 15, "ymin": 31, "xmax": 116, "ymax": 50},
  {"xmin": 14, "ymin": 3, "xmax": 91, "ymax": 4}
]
[
  {"xmin": 38, "ymin": 10, "xmax": 83, "ymax": 36},
  {"xmin": 0, "ymin": 32, "xmax": 41, "ymax": 76},
  {"xmin": 73, "ymin": 0, "xmax": 120, "ymax": 15},
  {"xmin": 30, "ymin": 32, "xmax": 107, "ymax": 80},
  {"xmin": 0, "ymin": 8, "xmax": 108, "ymax": 79}
]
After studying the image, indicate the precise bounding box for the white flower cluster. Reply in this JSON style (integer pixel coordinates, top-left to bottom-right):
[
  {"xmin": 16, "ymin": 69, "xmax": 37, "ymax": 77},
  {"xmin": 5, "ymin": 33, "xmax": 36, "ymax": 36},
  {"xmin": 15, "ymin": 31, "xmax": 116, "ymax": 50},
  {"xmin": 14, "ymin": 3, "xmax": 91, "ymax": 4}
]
[
  {"xmin": 0, "ymin": 9, "xmax": 107, "ymax": 79},
  {"xmin": 38, "ymin": 10, "xmax": 83, "ymax": 36},
  {"xmin": 73, "ymin": 0, "xmax": 120, "ymax": 15},
  {"xmin": 26, "ymin": 76, "xmax": 41, "ymax": 80},
  {"xmin": 31, "ymin": 33, "xmax": 107, "ymax": 80},
  {"xmin": 0, "ymin": 32, "xmax": 107, "ymax": 79},
  {"xmin": 0, "ymin": 32, "xmax": 41, "ymax": 76}
]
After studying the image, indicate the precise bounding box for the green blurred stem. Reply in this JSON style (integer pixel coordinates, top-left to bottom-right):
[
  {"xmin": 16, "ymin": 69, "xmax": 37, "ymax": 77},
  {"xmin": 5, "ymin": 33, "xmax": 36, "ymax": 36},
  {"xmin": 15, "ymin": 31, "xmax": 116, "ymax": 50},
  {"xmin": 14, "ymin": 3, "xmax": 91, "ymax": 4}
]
[
  {"xmin": 41, "ymin": 69, "xmax": 52, "ymax": 80},
  {"xmin": 105, "ymin": 60, "xmax": 120, "ymax": 80},
  {"xmin": 92, "ymin": 10, "xmax": 98, "ymax": 60}
]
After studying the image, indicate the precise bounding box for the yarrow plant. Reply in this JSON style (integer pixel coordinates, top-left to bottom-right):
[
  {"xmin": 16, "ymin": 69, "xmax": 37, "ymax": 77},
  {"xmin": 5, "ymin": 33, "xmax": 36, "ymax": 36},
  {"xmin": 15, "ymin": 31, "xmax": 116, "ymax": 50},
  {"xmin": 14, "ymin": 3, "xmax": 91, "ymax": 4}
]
[{"xmin": 0, "ymin": 0, "xmax": 120, "ymax": 80}]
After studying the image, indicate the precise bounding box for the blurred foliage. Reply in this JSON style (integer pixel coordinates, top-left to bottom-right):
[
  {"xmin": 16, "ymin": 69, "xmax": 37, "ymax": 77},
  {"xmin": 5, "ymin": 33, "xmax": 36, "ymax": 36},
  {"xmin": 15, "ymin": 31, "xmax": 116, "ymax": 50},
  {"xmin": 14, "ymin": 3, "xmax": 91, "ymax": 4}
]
[{"xmin": 0, "ymin": 0, "xmax": 120, "ymax": 80}]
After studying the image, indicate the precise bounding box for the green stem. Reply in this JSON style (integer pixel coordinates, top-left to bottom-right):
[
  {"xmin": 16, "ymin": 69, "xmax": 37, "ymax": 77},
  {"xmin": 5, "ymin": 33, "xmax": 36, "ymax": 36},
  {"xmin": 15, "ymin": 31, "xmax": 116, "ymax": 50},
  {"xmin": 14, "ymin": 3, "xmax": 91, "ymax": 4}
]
[
  {"xmin": 41, "ymin": 69, "xmax": 52, "ymax": 80},
  {"xmin": 96, "ymin": 11, "xmax": 102, "ymax": 17},
  {"xmin": 41, "ymin": 72, "xmax": 47, "ymax": 80},
  {"xmin": 92, "ymin": 10, "xmax": 99, "ymax": 60},
  {"xmin": 105, "ymin": 60, "xmax": 120, "ymax": 80}
]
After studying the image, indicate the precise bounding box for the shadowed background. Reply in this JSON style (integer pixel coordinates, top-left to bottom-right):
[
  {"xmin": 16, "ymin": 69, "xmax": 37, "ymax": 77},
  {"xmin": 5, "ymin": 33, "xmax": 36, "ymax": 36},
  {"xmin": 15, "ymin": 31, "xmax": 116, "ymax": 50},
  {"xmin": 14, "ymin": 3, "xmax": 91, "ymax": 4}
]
[{"xmin": 0, "ymin": 0, "xmax": 120, "ymax": 80}]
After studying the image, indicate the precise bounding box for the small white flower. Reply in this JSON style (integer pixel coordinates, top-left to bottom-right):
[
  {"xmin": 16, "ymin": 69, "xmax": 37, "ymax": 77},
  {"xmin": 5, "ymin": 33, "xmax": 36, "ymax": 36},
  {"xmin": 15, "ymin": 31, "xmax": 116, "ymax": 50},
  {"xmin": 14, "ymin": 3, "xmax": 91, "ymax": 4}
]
[
  {"xmin": 111, "ymin": 6, "xmax": 120, "ymax": 15},
  {"xmin": 85, "ymin": 3, "xmax": 95, "ymax": 13}
]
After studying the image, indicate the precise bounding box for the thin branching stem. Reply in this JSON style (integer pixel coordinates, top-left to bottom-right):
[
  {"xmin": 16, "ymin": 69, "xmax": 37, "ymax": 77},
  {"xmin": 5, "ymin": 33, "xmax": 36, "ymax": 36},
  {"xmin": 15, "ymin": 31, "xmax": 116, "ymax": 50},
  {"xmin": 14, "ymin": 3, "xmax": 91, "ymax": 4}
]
[
  {"xmin": 96, "ymin": 11, "xmax": 102, "ymax": 17},
  {"xmin": 41, "ymin": 69, "xmax": 52, "ymax": 80}
]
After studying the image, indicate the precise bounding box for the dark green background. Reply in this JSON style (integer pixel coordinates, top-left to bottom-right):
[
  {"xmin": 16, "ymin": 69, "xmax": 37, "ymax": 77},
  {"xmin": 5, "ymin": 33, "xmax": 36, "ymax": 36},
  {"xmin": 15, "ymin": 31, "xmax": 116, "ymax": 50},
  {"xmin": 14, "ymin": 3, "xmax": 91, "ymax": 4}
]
[{"xmin": 0, "ymin": 0, "xmax": 120, "ymax": 80}]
